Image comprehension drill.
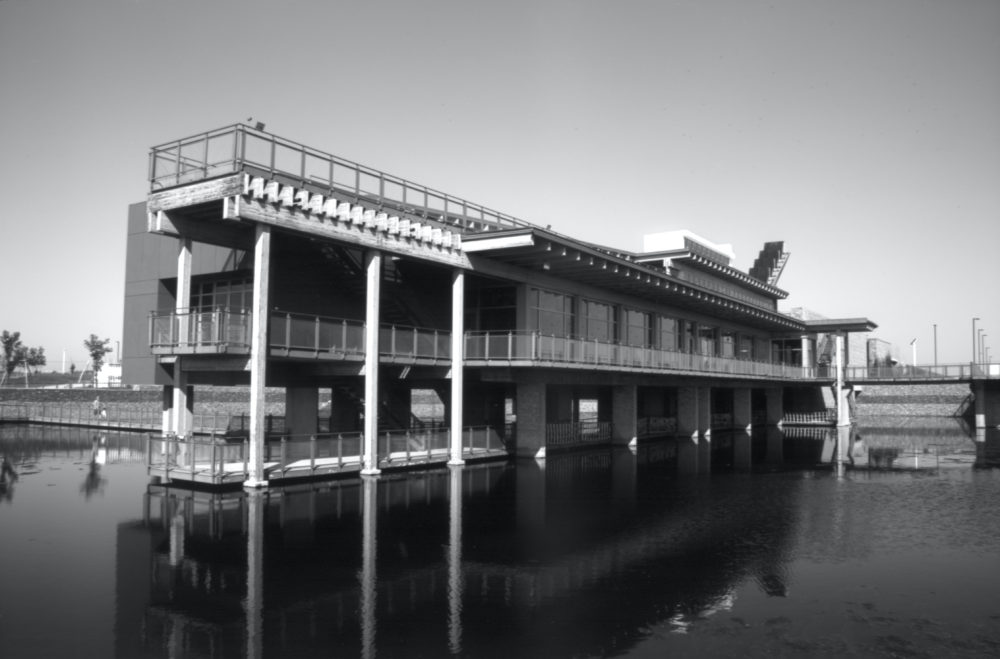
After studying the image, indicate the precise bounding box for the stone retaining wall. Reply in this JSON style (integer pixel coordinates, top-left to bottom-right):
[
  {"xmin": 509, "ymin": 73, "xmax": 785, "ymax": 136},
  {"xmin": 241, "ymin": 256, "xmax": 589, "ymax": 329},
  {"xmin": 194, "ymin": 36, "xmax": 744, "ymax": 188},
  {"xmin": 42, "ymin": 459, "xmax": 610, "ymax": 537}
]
[{"xmin": 855, "ymin": 383, "xmax": 972, "ymax": 418}]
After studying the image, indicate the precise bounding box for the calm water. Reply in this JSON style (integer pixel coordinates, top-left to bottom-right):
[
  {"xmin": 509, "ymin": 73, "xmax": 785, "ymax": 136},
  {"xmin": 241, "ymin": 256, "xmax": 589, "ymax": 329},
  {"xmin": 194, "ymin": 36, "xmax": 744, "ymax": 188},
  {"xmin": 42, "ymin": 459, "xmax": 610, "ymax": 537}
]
[{"xmin": 1, "ymin": 422, "xmax": 999, "ymax": 658}]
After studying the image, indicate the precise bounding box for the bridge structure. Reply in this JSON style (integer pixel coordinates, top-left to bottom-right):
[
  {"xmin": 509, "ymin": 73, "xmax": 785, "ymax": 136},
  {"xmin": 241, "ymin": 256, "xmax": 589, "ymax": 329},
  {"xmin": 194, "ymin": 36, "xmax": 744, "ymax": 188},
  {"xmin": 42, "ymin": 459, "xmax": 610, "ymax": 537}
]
[
  {"xmin": 845, "ymin": 362, "xmax": 1000, "ymax": 430},
  {"xmin": 124, "ymin": 123, "xmax": 884, "ymax": 487}
]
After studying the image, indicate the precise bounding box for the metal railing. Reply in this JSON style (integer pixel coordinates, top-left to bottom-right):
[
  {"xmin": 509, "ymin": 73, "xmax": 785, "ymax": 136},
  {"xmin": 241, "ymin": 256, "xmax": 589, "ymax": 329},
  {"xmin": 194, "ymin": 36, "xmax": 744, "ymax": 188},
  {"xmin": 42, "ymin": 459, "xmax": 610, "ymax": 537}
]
[
  {"xmin": 149, "ymin": 124, "xmax": 534, "ymax": 234},
  {"xmin": 546, "ymin": 421, "xmax": 613, "ymax": 447},
  {"xmin": 149, "ymin": 309, "xmax": 450, "ymax": 363},
  {"xmin": 846, "ymin": 363, "xmax": 1000, "ymax": 382},
  {"xmin": 638, "ymin": 416, "xmax": 677, "ymax": 436},
  {"xmin": 150, "ymin": 308, "xmax": 252, "ymax": 352},
  {"xmin": 465, "ymin": 330, "xmax": 821, "ymax": 380},
  {"xmin": 146, "ymin": 425, "xmax": 509, "ymax": 482},
  {"xmin": 269, "ymin": 311, "xmax": 364, "ymax": 357},
  {"xmin": 0, "ymin": 401, "xmax": 236, "ymax": 434}
]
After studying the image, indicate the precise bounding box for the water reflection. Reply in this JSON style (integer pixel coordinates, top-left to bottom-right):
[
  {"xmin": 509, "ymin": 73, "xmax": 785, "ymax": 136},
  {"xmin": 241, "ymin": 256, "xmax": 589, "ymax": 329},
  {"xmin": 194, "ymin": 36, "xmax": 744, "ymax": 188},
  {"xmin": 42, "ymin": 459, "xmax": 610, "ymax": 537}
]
[
  {"xmin": 127, "ymin": 446, "xmax": 809, "ymax": 657},
  {"xmin": 0, "ymin": 452, "xmax": 17, "ymax": 502},
  {"xmin": 2, "ymin": 422, "xmax": 999, "ymax": 657}
]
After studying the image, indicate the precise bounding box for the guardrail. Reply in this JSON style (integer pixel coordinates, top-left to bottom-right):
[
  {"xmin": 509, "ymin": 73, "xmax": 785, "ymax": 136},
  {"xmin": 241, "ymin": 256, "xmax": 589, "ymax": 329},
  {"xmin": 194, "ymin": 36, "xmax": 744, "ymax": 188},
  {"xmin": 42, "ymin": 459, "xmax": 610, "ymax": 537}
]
[
  {"xmin": 846, "ymin": 363, "xmax": 1000, "ymax": 382},
  {"xmin": 465, "ymin": 331, "xmax": 821, "ymax": 380},
  {"xmin": 546, "ymin": 421, "xmax": 612, "ymax": 447},
  {"xmin": 149, "ymin": 124, "xmax": 534, "ymax": 234},
  {"xmin": 150, "ymin": 310, "xmax": 450, "ymax": 363},
  {"xmin": 147, "ymin": 425, "xmax": 510, "ymax": 483}
]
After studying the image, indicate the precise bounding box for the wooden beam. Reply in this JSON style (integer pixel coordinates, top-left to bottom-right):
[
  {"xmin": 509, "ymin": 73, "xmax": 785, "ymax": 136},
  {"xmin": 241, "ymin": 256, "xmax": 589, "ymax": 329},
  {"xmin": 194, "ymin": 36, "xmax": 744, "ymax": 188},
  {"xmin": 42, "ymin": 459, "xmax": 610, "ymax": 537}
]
[
  {"xmin": 233, "ymin": 196, "xmax": 471, "ymax": 268},
  {"xmin": 148, "ymin": 209, "xmax": 254, "ymax": 250},
  {"xmin": 148, "ymin": 174, "xmax": 245, "ymax": 213}
]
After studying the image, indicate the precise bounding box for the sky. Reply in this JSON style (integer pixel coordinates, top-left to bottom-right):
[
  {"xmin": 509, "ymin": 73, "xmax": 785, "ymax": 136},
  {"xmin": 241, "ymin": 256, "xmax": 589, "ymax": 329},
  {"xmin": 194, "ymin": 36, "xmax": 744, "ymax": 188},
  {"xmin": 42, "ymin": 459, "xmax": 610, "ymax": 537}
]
[{"xmin": 1, "ymin": 0, "xmax": 998, "ymax": 369}]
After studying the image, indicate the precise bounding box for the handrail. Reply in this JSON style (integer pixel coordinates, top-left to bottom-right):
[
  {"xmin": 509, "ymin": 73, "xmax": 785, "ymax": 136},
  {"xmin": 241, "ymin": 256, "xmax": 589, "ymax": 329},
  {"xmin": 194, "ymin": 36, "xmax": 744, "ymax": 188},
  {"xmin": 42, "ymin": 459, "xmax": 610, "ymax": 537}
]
[
  {"xmin": 464, "ymin": 330, "xmax": 821, "ymax": 380},
  {"xmin": 148, "ymin": 309, "xmax": 450, "ymax": 362},
  {"xmin": 149, "ymin": 124, "xmax": 536, "ymax": 234},
  {"xmin": 846, "ymin": 363, "xmax": 999, "ymax": 381}
]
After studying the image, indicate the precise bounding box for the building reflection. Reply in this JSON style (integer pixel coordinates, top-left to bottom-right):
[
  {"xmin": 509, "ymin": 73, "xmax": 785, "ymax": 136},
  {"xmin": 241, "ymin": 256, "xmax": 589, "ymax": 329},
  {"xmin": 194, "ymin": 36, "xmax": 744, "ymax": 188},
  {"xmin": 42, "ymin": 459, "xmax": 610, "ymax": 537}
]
[{"xmin": 117, "ymin": 442, "xmax": 809, "ymax": 658}]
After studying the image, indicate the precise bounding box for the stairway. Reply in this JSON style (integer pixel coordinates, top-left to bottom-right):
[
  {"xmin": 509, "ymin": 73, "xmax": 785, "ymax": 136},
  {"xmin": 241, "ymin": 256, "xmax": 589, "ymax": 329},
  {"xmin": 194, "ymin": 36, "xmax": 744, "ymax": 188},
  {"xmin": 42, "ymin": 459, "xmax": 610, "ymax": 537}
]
[{"xmin": 750, "ymin": 241, "xmax": 790, "ymax": 286}]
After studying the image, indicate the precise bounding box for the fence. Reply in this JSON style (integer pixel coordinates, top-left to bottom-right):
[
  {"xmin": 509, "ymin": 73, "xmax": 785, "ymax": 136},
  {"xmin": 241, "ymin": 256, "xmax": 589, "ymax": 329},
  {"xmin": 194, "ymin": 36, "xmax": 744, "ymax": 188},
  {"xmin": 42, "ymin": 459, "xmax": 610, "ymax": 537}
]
[
  {"xmin": 149, "ymin": 123, "xmax": 534, "ymax": 234},
  {"xmin": 465, "ymin": 331, "xmax": 820, "ymax": 380},
  {"xmin": 546, "ymin": 421, "xmax": 613, "ymax": 447}
]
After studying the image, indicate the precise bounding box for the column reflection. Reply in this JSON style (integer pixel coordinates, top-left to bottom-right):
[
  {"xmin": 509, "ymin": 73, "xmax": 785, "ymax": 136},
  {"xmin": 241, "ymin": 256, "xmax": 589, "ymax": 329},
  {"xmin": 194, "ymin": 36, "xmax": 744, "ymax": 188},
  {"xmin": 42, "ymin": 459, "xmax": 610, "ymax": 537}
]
[{"xmin": 448, "ymin": 465, "xmax": 464, "ymax": 655}]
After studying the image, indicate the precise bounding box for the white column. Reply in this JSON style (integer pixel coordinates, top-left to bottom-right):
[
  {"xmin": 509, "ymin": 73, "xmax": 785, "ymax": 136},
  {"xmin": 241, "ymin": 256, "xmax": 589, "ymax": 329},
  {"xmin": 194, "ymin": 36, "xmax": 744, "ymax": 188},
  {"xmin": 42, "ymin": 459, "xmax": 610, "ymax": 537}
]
[
  {"xmin": 449, "ymin": 270, "xmax": 465, "ymax": 466},
  {"xmin": 835, "ymin": 332, "xmax": 850, "ymax": 426},
  {"xmin": 176, "ymin": 238, "xmax": 192, "ymax": 346},
  {"xmin": 362, "ymin": 250, "xmax": 382, "ymax": 475},
  {"xmin": 245, "ymin": 225, "xmax": 271, "ymax": 488},
  {"xmin": 800, "ymin": 334, "xmax": 812, "ymax": 369},
  {"xmin": 172, "ymin": 238, "xmax": 193, "ymax": 435}
]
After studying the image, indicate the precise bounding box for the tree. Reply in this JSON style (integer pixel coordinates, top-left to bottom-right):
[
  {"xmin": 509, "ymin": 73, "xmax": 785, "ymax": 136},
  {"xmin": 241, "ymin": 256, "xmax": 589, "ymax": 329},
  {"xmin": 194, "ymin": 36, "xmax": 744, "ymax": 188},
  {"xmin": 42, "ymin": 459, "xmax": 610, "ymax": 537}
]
[
  {"xmin": 84, "ymin": 334, "xmax": 114, "ymax": 384},
  {"xmin": 2, "ymin": 330, "xmax": 23, "ymax": 383},
  {"xmin": 24, "ymin": 346, "xmax": 46, "ymax": 373}
]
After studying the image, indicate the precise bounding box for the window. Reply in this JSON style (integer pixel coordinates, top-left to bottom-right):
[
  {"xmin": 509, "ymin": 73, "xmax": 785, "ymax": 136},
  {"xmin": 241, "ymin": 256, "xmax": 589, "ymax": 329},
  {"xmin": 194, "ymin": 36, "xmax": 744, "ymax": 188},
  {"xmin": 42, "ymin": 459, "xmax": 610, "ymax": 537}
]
[
  {"xmin": 528, "ymin": 288, "xmax": 574, "ymax": 336},
  {"xmin": 659, "ymin": 316, "xmax": 678, "ymax": 351},
  {"xmin": 580, "ymin": 300, "xmax": 616, "ymax": 342},
  {"xmin": 624, "ymin": 309, "xmax": 653, "ymax": 347},
  {"xmin": 191, "ymin": 277, "xmax": 253, "ymax": 312},
  {"xmin": 698, "ymin": 325, "xmax": 718, "ymax": 356}
]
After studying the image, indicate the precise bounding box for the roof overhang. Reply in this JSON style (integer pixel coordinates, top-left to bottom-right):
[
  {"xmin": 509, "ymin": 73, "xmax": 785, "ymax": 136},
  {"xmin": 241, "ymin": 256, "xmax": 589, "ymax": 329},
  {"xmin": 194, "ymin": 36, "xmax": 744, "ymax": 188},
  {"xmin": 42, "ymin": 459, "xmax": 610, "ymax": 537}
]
[
  {"xmin": 803, "ymin": 318, "xmax": 879, "ymax": 333},
  {"xmin": 462, "ymin": 229, "xmax": 806, "ymax": 331}
]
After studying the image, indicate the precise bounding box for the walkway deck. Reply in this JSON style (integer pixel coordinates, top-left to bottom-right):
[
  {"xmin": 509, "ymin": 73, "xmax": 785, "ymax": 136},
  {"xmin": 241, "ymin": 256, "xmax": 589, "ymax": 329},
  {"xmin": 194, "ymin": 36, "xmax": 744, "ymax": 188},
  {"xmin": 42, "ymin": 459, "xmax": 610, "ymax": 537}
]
[{"xmin": 147, "ymin": 427, "xmax": 510, "ymax": 486}]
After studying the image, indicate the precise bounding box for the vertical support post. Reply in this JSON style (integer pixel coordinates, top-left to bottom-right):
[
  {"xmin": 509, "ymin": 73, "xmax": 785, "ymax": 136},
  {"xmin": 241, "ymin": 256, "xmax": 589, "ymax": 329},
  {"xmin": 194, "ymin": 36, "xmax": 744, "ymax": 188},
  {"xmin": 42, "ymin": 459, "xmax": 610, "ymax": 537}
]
[
  {"xmin": 245, "ymin": 225, "xmax": 271, "ymax": 489},
  {"xmin": 732, "ymin": 388, "xmax": 752, "ymax": 433},
  {"xmin": 450, "ymin": 269, "xmax": 466, "ymax": 466},
  {"xmin": 697, "ymin": 387, "xmax": 712, "ymax": 474},
  {"xmin": 676, "ymin": 386, "xmax": 700, "ymax": 474},
  {"xmin": 835, "ymin": 332, "xmax": 850, "ymax": 427},
  {"xmin": 176, "ymin": 237, "xmax": 192, "ymax": 347},
  {"xmin": 611, "ymin": 385, "xmax": 638, "ymax": 447},
  {"xmin": 162, "ymin": 385, "xmax": 174, "ymax": 435},
  {"xmin": 765, "ymin": 387, "xmax": 783, "ymax": 427},
  {"xmin": 515, "ymin": 382, "xmax": 547, "ymax": 459},
  {"xmin": 362, "ymin": 250, "xmax": 382, "ymax": 475}
]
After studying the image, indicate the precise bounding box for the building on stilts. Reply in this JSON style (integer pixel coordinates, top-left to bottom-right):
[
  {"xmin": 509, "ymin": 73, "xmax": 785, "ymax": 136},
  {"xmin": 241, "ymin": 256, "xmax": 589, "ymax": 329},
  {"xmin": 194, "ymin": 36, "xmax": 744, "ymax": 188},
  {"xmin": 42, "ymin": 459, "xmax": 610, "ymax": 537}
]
[{"xmin": 122, "ymin": 124, "xmax": 876, "ymax": 486}]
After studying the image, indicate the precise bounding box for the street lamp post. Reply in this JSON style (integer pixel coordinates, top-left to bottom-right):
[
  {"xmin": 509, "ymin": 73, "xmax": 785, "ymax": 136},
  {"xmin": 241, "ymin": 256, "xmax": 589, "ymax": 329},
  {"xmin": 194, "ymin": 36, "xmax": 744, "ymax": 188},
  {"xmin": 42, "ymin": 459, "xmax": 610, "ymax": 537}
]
[
  {"xmin": 933, "ymin": 324, "xmax": 937, "ymax": 367},
  {"xmin": 973, "ymin": 317, "xmax": 980, "ymax": 365},
  {"xmin": 982, "ymin": 334, "xmax": 988, "ymax": 367}
]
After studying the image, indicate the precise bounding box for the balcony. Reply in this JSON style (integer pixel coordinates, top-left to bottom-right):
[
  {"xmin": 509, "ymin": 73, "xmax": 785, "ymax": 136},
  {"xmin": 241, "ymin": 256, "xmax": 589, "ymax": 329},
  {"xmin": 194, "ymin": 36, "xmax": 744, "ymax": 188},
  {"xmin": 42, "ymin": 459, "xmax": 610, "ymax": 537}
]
[
  {"xmin": 150, "ymin": 310, "xmax": 450, "ymax": 365},
  {"xmin": 464, "ymin": 330, "xmax": 823, "ymax": 380},
  {"xmin": 150, "ymin": 312, "xmax": 825, "ymax": 380},
  {"xmin": 149, "ymin": 124, "xmax": 532, "ymax": 235}
]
